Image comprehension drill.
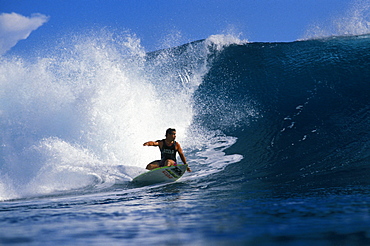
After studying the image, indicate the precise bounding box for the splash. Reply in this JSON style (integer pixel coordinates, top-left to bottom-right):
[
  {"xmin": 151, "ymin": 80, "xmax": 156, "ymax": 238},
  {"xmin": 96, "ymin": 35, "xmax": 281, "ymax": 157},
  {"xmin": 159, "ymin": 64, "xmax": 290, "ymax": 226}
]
[
  {"xmin": 335, "ymin": 0, "xmax": 370, "ymax": 36},
  {"xmin": 0, "ymin": 31, "xmax": 247, "ymax": 200},
  {"xmin": 205, "ymin": 34, "xmax": 248, "ymax": 51},
  {"xmin": 302, "ymin": 0, "xmax": 370, "ymax": 39}
]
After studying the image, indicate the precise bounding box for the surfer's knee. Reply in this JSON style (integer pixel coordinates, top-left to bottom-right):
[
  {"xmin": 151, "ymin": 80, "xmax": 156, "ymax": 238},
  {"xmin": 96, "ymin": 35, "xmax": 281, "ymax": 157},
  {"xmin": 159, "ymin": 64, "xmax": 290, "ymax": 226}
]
[
  {"xmin": 146, "ymin": 161, "xmax": 160, "ymax": 170},
  {"xmin": 165, "ymin": 159, "xmax": 175, "ymax": 166},
  {"xmin": 146, "ymin": 163, "xmax": 156, "ymax": 170}
]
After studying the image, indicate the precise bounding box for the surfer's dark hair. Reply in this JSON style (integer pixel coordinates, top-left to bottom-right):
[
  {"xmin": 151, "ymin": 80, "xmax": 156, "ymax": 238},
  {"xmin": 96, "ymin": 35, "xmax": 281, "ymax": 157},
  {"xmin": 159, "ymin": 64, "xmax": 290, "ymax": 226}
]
[{"xmin": 166, "ymin": 128, "xmax": 176, "ymax": 136}]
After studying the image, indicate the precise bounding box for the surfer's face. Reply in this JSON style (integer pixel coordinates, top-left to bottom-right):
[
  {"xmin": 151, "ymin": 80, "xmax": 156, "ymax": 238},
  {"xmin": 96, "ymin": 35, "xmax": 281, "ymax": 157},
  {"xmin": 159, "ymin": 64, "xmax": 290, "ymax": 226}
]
[{"xmin": 166, "ymin": 131, "xmax": 176, "ymax": 141}]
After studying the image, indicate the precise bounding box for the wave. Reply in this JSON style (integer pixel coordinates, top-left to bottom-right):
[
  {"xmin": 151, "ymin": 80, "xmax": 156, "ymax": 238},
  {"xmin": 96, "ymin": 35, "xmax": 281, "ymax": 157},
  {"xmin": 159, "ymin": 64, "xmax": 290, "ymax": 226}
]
[
  {"xmin": 196, "ymin": 34, "xmax": 370, "ymax": 188},
  {"xmin": 0, "ymin": 31, "xmax": 247, "ymax": 201},
  {"xmin": 1, "ymin": 20, "xmax": 370, "ymax": 200}
]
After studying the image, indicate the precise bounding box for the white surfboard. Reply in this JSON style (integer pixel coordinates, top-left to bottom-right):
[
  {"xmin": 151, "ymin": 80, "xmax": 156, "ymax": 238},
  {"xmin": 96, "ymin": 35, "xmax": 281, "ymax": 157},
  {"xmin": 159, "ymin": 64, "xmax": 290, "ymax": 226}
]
[{"xmin": 132, "ymin": 164, "xmax": 188, "ymax": 186}]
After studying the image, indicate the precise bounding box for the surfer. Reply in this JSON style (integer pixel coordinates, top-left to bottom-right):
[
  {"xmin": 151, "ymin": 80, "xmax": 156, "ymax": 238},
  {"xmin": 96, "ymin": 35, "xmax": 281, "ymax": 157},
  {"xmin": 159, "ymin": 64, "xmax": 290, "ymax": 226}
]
[{"xmin": 143, "ymin": 128, "xmax": 191, "ymax": 172}]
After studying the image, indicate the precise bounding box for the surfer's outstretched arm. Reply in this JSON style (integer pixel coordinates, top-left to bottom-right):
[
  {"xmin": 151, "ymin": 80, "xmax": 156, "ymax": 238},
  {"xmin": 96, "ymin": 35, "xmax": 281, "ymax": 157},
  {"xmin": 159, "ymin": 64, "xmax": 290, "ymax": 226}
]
[{"xmin": 143, "ymin": 141, "xmax": 159, "ymax": 146}]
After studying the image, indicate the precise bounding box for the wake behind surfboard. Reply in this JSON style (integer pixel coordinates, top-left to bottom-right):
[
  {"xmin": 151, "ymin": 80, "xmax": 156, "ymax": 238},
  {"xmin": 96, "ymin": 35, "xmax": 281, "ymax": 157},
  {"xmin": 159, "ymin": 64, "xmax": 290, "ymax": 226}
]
[{"xmin": 132, "ymin": 164, "xmax": 188, "ymax": 186}]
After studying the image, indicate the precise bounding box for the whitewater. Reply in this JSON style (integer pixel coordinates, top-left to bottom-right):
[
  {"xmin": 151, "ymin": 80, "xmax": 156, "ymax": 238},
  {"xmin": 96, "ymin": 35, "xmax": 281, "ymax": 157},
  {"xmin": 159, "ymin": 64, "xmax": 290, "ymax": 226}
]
[
  {"xmin": 0, "ymin": 31, "xmax": 248, "ymax": 200},
  {"xmin": 1, "ymin": 7, "xmax": 370, "ymax": 245}
]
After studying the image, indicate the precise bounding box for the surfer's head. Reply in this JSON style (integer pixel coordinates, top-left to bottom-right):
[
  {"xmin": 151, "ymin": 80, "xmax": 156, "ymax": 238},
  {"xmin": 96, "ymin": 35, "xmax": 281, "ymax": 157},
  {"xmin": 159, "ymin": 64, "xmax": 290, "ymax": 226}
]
[{"xmin": 165, "ymin": 128, "xmax": 176, "ymax": 139}]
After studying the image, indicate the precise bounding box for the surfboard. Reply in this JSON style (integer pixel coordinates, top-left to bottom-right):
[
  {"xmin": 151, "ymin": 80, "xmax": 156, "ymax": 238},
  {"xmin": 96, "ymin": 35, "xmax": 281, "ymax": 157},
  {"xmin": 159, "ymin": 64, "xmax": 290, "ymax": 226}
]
[{"xmin": 132, "ymin": 164, "xmax": 188, "ymax": 186}]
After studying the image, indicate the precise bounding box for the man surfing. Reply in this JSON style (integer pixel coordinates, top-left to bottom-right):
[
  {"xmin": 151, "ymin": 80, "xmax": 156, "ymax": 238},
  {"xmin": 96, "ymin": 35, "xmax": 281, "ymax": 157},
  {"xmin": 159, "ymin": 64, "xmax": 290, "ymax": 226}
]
[{"xmin": 143, "ymin": 128, "xmax": 191, "ymax": 172}]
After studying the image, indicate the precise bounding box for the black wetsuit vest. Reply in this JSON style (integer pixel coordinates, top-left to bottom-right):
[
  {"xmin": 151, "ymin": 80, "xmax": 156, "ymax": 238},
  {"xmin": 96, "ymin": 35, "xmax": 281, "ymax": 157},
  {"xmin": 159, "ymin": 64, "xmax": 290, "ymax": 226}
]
[{"xmin": 160, "ymin": 140, "xmax": 177, "ymax": 161}]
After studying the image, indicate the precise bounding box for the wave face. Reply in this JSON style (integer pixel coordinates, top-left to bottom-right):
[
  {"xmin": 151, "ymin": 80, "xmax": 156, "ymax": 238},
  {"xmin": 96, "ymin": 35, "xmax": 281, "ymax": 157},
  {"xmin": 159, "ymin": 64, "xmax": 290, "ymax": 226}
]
[
  {"xmin": 195, "ymin": 34, "xmax": 370, "ymax": 189},
  {"xmin": 0, "ymin": 31, "xmax": 369, "ymax": 200}
]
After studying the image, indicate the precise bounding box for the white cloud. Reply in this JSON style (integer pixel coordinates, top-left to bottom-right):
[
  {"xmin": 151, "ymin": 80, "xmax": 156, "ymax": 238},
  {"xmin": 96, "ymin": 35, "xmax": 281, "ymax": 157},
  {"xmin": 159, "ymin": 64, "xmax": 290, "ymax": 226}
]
[{"xmin": 0, "ymin": 12, "xmax": 49, "ymax": 55}]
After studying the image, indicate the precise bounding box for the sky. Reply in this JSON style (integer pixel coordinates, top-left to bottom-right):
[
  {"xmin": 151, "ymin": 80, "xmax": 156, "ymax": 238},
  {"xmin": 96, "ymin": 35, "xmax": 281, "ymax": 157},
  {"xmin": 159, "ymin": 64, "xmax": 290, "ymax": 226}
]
[{"xmin": 0, "ymin": 0, "xmax": 368, "ymax": 54}]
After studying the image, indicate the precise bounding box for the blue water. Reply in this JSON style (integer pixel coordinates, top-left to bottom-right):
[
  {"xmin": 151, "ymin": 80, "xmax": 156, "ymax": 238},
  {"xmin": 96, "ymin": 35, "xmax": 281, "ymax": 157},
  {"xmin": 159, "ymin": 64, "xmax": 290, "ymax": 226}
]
[{"xmin": 1, "ymin": 30, "xmax": 370, "ymax": 245}]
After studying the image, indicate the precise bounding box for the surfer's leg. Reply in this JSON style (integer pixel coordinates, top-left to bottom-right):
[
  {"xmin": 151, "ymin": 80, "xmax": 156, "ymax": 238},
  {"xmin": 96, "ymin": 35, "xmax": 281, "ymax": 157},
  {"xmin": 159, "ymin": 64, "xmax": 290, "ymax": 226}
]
[{"xmin": 146, "ymin": 160, "xmax": 160, "ymax": 170}]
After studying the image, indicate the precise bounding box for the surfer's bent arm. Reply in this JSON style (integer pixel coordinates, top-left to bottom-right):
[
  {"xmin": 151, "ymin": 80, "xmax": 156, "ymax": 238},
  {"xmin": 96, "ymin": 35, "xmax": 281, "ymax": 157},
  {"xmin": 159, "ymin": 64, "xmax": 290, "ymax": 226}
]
[
  {"xmin": 176, "ymin": 143, "xmax": 192, "ymax": 172},
  {"xmin": 143, "ymin": 141, "xmax": 159, "ymax": 146}
]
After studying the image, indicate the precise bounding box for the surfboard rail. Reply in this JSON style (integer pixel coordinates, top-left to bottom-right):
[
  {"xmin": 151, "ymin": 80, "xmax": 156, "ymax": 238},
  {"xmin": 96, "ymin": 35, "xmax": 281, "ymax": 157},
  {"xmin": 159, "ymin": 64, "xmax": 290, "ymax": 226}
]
[{"xmin": 132, "ymin": 164, "xmax": 188, "ymax": 185}]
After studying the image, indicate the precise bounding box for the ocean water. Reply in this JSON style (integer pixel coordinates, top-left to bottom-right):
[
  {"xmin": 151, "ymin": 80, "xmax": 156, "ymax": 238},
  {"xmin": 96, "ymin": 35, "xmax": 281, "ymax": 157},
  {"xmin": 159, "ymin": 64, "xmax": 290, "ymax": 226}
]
[{"xmin": 1, "ymin": 22, "xmax": 370, "ymax": 246}]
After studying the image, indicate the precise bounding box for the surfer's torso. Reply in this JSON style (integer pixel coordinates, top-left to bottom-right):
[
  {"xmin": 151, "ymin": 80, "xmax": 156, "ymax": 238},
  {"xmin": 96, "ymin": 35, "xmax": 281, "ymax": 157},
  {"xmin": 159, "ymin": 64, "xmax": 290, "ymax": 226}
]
[{"xmin": 160, "ymin": 140, "xmax": 177, "ymax": 161}]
